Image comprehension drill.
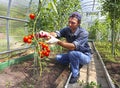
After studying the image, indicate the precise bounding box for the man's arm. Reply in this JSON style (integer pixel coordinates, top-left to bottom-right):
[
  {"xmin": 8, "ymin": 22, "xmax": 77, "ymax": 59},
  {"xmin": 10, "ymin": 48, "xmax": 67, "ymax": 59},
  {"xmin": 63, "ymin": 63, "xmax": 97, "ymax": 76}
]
[
  {"xmin": 49, "ymin": 32, "xmax": 58, "ymax": 37},
  {"xmin": 57, "ymin": 41, "xmax": 75, "ymax": 50},
  {"xmin": 49, "ymin": 31, "xmax": 76, "ymax": 50}
]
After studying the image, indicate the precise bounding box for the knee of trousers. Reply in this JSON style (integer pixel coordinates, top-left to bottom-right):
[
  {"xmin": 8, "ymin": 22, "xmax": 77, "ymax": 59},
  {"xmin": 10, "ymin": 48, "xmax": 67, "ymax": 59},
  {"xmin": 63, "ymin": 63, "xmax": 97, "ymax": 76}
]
[{"xmin": 68, "ymin": 51, "xmax": 81, "ymax": 60}]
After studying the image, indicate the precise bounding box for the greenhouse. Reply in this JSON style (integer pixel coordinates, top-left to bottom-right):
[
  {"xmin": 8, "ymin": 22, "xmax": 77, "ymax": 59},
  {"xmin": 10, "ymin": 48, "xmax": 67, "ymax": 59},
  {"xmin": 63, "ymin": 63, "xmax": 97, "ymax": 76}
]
[{"xmin": 0, "ymin": 0, "xmax": 120, "ymax": 88}]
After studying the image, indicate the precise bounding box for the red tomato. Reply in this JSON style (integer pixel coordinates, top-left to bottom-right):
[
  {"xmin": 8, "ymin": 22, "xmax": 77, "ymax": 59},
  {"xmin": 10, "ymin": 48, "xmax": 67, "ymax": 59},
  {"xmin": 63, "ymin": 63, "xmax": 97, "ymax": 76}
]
[
  {"xmin": 41, "ymin": 43, "xmax": 46, "ymax": 48},
  {"xmin": 23, "ymin": 36, "xmax": 28, "ymax": 43},
  {"xmin": 46, "ymin": 48, "xmax": 50, "ymax": 52},
  {"xmin": 44, "ymin": 51, "xmax": 49, "ymax": 56},
  {"xmin": 29, "ymin": 13, "xmax": 35, "ymax": 20},
  {"xmin": 27, "ymin": 39, "xmax": 32, "ymax": 43},
  {"xmin": 44, "ymin": 44, "xmax": 48, "ymax": 48},
  {"xmin": 28, "ymin": 35, "xmax": 33, "ymax": 39}
]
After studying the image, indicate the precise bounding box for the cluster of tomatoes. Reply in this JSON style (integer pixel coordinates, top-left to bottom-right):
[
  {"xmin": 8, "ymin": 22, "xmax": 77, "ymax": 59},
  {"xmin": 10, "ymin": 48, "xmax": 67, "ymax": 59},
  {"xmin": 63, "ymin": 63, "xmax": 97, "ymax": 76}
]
[
  {"xmin": 23, "ymin": 34, "xmax": 34, "ymax": 44},
  {"xmin": 23, "ymin": 33, "xmax": 49, "ymax": 44},
  {"xmin": 23, "ymin": 34, "xmax": 51, "ymax": 58},
  {"xmin": 38, "ymin": 42, "xmax": 51, "ymax": 58}
]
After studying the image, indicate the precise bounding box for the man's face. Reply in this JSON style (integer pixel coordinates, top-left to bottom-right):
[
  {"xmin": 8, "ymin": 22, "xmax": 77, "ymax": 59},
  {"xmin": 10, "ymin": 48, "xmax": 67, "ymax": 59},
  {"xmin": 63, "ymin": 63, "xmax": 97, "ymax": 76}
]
[{"xmin": 68, "ymin": 17, "xmax": 79, "ymax": 30}]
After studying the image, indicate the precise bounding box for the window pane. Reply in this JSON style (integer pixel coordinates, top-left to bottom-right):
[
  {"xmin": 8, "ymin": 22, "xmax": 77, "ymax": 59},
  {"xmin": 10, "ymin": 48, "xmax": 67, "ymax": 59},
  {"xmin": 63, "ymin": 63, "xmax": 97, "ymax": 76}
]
[
  {"xmin": 0, "ymin": 18, "xmax": 7, "ymax": 52},
  {"xmin": 0, "ymin": 0, "xmax": 9, "ymax": 16},
  {"xmin": 9, "ymin": 20, "xmax": 28, "ymax": 50},
  {"xmin": 10, "ymin": 0, "xmax": 30, "ymax": 19}
]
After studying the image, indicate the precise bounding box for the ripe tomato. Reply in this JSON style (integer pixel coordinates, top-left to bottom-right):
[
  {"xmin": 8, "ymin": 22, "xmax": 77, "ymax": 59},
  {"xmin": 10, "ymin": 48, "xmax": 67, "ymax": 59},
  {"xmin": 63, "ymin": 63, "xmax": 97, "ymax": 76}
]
[
  {"xmin": 27, "ymin": 39, "xmax": 32, "ymax": 43},
  {"xmin": 23, "ymin": 36, "xmax": 28, "ymax": 43},
  {"xmin": 28, "ymin": 34, "xmax": 33, "ymax": 39},
  {"xmin": 41, "ymin": 43, "xmax": 46, "ymax": 48},
  {"xmin": 29, "ymin": 13, "xmax": 35, "ymax": 20},
  {"xmin": 44, "ymin": 51, "xmax": 49, "ymax": 56},
  {"xmin": 46, "ymin": 48, "xmax": 50, "ymax": 52}
]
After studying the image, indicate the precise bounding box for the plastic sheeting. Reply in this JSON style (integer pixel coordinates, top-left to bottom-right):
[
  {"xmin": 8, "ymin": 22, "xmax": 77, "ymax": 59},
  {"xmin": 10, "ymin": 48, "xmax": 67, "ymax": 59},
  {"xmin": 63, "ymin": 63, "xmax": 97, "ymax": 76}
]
[{"xmin": 0, "ymin": 0, "xmax": 39, "ymax": 52}]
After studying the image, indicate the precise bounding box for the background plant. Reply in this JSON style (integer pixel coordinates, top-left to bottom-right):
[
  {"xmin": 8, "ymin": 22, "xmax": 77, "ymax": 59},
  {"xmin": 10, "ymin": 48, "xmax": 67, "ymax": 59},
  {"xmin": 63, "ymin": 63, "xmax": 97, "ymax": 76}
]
[{"xmin": 101, "ymin": 0, "xmax": 120, "ymax": 56}]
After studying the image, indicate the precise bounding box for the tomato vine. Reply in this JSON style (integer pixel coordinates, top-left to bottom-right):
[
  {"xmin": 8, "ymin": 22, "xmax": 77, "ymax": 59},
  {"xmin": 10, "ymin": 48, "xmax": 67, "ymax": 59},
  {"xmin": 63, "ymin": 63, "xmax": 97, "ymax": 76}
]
[{"xmin": 24, "ymin": 0, "xmax": 81, "ymax": 76}]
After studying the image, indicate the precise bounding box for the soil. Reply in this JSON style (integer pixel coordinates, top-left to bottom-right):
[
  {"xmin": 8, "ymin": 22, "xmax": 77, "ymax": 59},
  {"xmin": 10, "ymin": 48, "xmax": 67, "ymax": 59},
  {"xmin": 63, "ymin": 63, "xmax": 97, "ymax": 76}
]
[
  {"xmin": 105, "ymin": 62, "xmax": 120, "ymax": 86},
  {"xmin": 0, "ymin": 59, "xmax": 66, "ymax": 88}
]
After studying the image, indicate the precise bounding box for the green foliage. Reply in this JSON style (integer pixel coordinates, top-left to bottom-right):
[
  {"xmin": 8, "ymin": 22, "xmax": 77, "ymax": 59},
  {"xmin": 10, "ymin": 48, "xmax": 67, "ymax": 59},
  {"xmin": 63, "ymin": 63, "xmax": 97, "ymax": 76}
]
[
  {"xmin": 88, "ymin": 20, "xmax": 107, "ymax": 41},
  {"xmin": 85, "ymin": 81, "xmax": 101, "ymax": 88},
  {"xmin": 78, "ymin": 80, "xmax": 101, "ymax": 88},
  {"xmin": 27, "ymin": 0, "xmax": 81, "ymax": 33},
  {"xmin": 100, "ymin": 0, "xmax": 120, "ymax": 56},
  {"xmin": 101, "ymin": 0, "xmax": 120, "ymax": 20},
  {"xmin": 95, "ymin": 41, "xmax": 120, "ymax": 63}
]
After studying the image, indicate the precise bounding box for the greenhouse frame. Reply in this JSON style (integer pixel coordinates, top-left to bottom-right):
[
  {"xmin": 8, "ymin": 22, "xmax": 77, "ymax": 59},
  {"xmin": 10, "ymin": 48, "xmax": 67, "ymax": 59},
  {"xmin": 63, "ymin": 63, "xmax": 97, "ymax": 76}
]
[{"xmin": 0, "ymin": 0, "xmax": 120, "ymax": 88}]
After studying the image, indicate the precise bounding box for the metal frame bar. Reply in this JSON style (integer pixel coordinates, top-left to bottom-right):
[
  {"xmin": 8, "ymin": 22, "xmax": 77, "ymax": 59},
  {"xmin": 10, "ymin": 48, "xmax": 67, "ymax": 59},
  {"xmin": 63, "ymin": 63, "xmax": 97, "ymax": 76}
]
[
  {"xmin": 6, "ymin": 0, "xmax": 12, "ymax": 51},
  {"xmin": 0, "ymin": 16, "xmax": 28, "ymax": 22},
  {"xmin": 0, "ymin": 46, "xmax": 31, "ymax": 55},
  {"xmin": 81, "ymin": 1, "xmax": 95, "ymax": 6},
  {"xmin": 81, "ymin": 4, "xmax": 99, "ymax": 8},
  {"xmin": 81, "ymin": 0, "xmax": 100, "ymax": 13}
]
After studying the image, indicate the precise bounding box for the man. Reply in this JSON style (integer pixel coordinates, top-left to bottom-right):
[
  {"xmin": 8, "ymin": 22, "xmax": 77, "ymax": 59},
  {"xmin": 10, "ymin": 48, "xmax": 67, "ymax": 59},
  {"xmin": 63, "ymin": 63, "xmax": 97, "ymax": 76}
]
[{"xmin": 43, "ymin": 12, "xmax": 92, "ymax": 84}]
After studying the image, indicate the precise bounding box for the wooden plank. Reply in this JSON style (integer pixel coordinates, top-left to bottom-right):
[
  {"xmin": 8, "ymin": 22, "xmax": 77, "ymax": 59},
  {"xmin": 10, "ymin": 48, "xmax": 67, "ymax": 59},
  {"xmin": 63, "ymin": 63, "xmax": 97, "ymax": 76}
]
[
  {"xmin": 78, "ymin": 65, "xmax": 88, "ymax": 83},
  {"xmin": 88, "ymin": 57, "xmax": 97, "ymax": 83},
  {"xmin": 53, "ymin": 67, "xmax": 70, "ymax": 88},
  {"xmin": 67, "ymin": 65, "xmax": 88, "ymax": 88}
]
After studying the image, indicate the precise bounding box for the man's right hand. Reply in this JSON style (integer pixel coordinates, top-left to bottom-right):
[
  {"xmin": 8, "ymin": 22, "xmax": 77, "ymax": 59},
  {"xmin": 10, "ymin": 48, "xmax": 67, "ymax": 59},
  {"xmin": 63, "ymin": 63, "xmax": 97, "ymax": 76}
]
[
  {"xmin": 35, "ymin": 30, "xmax": 51, "ymax": 39},
  {"xmin": 46, "ymin": 36, "xmax": 60, "ymax": 44},
  {"xmin": 39, "ymin": 30, "xmax": 50, "ymax": 37},
  {"xmin": 49, "ymin": 32, "xmax": 57, "ymax": 38}
]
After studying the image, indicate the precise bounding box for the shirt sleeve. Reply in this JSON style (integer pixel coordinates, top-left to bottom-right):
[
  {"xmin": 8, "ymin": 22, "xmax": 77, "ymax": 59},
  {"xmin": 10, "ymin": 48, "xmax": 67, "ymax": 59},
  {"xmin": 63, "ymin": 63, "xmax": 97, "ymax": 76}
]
[
  {"xmin": 73, "ymin": 31, "xmax": 89, "ymax": 51},
  {"xmin": 55, "ymin": 27, "xmax": 68, "ymax": 38}
]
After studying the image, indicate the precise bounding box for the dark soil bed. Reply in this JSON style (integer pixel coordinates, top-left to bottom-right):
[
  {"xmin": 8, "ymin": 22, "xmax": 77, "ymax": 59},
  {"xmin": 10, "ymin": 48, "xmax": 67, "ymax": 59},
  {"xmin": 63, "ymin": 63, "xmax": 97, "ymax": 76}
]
[
  {"xmin": 105, "ymin": 62, "xmax": 120, "ymax": 86},
  {"xmin": 0, "ymin": 58, "xmax": 66, "ymax": 88}
]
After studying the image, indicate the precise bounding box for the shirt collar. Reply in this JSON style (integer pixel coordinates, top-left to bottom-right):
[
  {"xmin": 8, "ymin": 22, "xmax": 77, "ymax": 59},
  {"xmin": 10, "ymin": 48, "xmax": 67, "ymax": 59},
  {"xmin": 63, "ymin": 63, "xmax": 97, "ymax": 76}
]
[
  {"xmin": 74, "ymin": 27, "xmax": 81, "ymax": 36},
  {"xmin": 68, "ymin": 26, "xmax": 81, "ymax": 36}
]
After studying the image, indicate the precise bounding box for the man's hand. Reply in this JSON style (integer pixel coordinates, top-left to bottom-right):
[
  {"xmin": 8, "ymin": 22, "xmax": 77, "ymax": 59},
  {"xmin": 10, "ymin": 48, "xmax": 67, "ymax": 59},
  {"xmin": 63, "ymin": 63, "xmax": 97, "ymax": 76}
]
[
  {"xmin": 38, "ymin": 30, "xmax": 60, "ymax": 44},
  {"xmin": 46, "ymin": 36, "xmax": 60, "ymax": 44},
  {"xmin": 39, "ymin": 30, "xmax": 50, "ymax": 37}
]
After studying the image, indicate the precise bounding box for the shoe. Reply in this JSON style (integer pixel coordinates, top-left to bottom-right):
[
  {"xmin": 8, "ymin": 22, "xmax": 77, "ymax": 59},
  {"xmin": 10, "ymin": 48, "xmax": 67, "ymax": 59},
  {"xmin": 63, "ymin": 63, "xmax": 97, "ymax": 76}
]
[
  {"xmin": 69, "ymin": 64, "xmax": 83, "ymax": 71},
  {"xmin": 69, "ymin": 74, "xmax": 80, "ymax": 84},
  {"xmin": 79, "ymin": 64, "xmax": 83, "ymax": 69}
]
